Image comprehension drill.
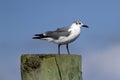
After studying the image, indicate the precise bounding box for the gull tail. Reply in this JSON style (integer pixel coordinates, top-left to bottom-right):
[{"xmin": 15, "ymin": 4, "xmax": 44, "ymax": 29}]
[{"xmin": 32, "ymin": 34, "xmax": 46, "ymax": 39}]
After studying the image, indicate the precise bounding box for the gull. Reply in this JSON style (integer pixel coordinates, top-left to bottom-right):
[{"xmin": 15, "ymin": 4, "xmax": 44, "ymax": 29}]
[{"xmin": 32, "ymin": 21, "xmax": 88, "ymax": 54}]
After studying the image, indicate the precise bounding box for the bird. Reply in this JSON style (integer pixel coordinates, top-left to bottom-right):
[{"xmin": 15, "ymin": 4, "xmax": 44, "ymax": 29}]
[{"xmin": 32, "ymin": 21, "xmax": 88, "ymax": 54}]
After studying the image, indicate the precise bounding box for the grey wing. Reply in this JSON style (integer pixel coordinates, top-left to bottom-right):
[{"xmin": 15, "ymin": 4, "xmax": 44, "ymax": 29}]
[
  {"xmin": 56, "ymin": 27, "xmax": 69, "ymax": 32},
  {"xmin": 45, "ymin": 27, "xmax": 71, "ymax": 39}
]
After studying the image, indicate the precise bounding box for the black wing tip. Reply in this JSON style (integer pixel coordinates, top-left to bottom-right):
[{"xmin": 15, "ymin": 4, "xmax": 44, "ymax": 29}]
[
  {"xmin": 32, "ymin": 34, "xmax": 42, "ymax": 39},
  {"xmin": 34, "ymin": 34, "xmax": 42, "ymax": 36},
  {"xmin": 32, "ymin": 34, "xmax": 46, "ymax": 39},
  {"xmin": 32, "ymin": 37, "xmax": 40, "ymax": 39}
]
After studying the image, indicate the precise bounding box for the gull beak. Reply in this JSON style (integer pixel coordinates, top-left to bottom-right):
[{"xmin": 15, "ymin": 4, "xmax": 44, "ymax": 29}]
[{"xmin": 82, "ymin": 25, "xmax": 89, "ymax": 28}]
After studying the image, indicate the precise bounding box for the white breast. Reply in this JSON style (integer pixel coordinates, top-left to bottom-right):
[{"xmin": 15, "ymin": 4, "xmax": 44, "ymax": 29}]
[{"xmin": 53, "ymin": 26, "xmax": 81, "ymax": 44}]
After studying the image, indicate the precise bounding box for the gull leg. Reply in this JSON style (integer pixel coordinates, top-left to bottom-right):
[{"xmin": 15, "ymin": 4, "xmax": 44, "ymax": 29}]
[
  {"xmin": 66, "ymin": 44, "xmax": 70, "ymax": 54},
  {"xmin": 58, "ymin": 44, "xmax": 61, "ymax": 54}
]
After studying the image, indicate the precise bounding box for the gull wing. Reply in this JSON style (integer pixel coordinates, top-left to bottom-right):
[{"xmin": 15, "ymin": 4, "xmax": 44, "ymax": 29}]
[{"xmin": 45, "ymin": 27, "xmax": 71, "ymax": 39}]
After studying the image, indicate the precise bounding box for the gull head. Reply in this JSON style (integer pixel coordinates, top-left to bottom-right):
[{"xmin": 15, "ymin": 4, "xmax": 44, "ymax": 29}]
[{"xmin": 72, "ymin": 21, "xmax": 89, "ymax": 28}]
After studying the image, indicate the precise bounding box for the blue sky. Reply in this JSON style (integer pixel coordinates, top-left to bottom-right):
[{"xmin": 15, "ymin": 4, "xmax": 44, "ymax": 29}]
[{"xmin": 0, "ymin": 0, "xmax": 120, "ymax": 80}]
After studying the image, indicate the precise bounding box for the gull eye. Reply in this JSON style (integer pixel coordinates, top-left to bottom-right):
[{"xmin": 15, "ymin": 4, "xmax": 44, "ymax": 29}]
[
  {"xmin": 79, "ymin": 22, "xmax": 81, "ymax": 24},
  {"xmin": 76, "ymin": 22, "xmax": 78, "ymax": 25}
]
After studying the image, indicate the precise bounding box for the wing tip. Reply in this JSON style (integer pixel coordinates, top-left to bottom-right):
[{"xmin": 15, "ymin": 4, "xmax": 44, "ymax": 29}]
[
  {"xmin": 32, "ymin": 37, "xmax": 40, "ymax": 39},
  {"xmin": 32, "ymin": 34, "xmax": 46, "ymax": 39}
]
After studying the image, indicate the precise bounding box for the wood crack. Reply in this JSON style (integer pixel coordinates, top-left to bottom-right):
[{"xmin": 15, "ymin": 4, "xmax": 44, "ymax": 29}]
[{"xmin": 55, "ymin": 56, "xmax": 62, "ymax": 80}]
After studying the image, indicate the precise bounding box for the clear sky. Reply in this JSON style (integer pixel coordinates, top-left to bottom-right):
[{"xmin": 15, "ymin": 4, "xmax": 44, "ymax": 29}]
[{"xmin": 0, "ymin": 0, "xmax": 120, "ymax": 80}]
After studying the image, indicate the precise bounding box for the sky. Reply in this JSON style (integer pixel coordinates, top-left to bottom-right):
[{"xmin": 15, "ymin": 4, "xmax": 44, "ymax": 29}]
[{"xmin": 0, "ymin": 0, "xmax": 120, "ymax": 80}]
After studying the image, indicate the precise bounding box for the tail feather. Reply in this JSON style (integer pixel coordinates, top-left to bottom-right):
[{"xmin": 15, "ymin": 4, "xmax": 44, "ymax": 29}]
[{"xmin": 32, "ymin": 34, "xmax": 46, "ymax": 39}]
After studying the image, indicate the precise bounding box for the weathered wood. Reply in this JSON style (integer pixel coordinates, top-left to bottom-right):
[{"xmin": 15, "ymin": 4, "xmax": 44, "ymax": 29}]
[{"xmin": 21, "ymin": 54, "xmax": 82, "ymax": 80}]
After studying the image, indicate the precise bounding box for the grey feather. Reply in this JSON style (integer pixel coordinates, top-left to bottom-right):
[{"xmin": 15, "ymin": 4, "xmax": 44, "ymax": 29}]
[
  {"xmin": 56, "ymin": 27, "xmax": 69, "ymax": 32},
  {"xmin": 45, "ymin": 27, "xmax": 71, "ymax": 39}
]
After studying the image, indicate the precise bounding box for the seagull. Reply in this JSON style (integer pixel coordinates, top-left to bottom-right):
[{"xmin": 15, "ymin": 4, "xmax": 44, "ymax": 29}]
[{"xmin": 32, "ymin": 21, "xmax": 88, "ymax": 54}]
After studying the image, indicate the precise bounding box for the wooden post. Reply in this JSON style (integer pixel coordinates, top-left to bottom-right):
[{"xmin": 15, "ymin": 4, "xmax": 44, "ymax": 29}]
[{"xmin": 21, "ymin": 54, "xmax": 82, "ymax": 80}]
